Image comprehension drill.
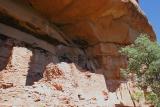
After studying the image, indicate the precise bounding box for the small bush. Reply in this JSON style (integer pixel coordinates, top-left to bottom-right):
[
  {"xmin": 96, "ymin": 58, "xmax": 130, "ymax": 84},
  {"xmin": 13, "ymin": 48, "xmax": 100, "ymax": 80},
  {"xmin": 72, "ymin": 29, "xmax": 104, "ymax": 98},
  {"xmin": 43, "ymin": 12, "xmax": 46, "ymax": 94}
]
[
  {"xmin": 132, "ymin": 90, "xmax": 144, "ymax": 102},
  {"xmin": 146, "ymin": 92, "xmax": 159, "ymax": 106}
]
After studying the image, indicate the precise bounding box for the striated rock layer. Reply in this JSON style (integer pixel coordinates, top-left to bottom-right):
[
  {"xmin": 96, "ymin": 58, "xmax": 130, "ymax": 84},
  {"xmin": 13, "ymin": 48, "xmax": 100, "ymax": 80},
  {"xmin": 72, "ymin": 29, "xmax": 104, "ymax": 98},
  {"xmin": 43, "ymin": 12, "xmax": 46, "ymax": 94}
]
[
  {"xmin": 0, "ymin": 0, "xmax": 156, "ymax": 106},
  {"xmin": 27, "ymin": 0, "xmax": 155, "ymax": 44},
  {"xmin": 26, "ymin": 0, "xmax": 156, "ymax": 79},
  {"xmin": 0, "ymin": 0, "xmax": 156, "ymax": 79}
]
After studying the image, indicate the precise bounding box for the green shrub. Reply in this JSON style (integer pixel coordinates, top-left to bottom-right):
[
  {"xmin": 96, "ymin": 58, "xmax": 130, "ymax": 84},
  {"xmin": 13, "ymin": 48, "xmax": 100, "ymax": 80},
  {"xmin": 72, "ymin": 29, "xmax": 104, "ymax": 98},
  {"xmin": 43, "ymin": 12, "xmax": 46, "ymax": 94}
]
[
  {"xmin": 132, "ymin": 90, "xmax": 144, "ymax": 102},
  {"xmin": 146, "ymin": 92, "xmax": 159, "ymax": 106},
  {"xmin": 119, "ymin": 34, "xmax": 160, "ymax": 106}
]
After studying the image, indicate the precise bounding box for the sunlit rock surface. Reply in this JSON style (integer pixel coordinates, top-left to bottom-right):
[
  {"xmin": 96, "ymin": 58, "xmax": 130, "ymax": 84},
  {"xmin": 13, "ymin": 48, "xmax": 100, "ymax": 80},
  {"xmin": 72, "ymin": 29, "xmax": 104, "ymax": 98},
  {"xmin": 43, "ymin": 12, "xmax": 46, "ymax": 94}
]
[
  {"xmin": 0, "ymin": 0, "xmax": 156, "ymax": 106},
  {"xmin": 27, "ymin": 0, "xmax": 155, "ymax": 79},
  {"xmin": 0, "ymin": 36, "xmax": 149, "ymax": 106}
]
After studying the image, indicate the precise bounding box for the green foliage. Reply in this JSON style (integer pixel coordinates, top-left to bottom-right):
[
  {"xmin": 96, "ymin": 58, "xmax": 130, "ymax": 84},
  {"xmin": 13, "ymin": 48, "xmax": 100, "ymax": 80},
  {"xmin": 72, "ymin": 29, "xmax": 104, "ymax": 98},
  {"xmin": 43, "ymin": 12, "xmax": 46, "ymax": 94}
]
[
  {"xmin": 131, "ymin": 90, "xmax": 144, "ymax": 102},
  {"xmin": 119, "ymin": 34, "xmax": 160, "ymax": 106},
  {"xmin": 146, "ymin": 92, "xmax": 159, "ymax": 106},
  {"xmin": 120, "ymin": 68, "xmax": 128, "ymax": 80}
]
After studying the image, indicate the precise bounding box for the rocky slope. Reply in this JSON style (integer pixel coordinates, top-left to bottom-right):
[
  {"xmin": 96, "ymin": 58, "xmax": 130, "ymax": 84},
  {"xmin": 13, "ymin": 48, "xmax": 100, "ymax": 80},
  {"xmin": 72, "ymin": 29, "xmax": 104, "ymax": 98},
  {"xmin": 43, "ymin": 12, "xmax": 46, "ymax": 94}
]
[
  {"xmin": 0, "ymin": 35, "xmax": 152, "ymax": 107},
  {"xmin": 0, "ymin": 36, "xmax": 150, "ymax": 107}
]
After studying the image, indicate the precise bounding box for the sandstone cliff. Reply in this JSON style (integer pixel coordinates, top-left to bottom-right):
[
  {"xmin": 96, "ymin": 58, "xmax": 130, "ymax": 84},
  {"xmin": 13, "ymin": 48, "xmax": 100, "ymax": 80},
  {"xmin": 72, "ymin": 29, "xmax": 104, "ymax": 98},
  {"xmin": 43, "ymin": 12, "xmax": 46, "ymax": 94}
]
[
  {"xmin": 0, "ymin": 0, "xmax": 155, "ymax": 79},
  {"xmin": 0, "ymin": 0, "xmax": 156, "ymax": 106}
]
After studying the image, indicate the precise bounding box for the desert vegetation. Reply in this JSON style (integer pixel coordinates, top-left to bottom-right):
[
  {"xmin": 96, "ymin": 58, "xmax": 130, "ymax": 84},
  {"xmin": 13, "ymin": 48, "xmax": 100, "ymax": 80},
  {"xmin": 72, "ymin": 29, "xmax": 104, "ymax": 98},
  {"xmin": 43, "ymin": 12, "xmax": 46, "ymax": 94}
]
[{"xmin": 120, "ymin": 34, "xmax": 160, "ymax": 106}]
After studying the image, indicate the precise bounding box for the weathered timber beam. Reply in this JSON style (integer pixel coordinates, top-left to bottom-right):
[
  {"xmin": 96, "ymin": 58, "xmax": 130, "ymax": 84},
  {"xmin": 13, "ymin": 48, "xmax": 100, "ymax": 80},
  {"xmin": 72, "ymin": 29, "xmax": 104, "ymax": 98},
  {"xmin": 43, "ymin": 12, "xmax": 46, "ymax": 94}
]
[{"xmin": 0, "ymin": 23, "xmax": 56, "ymax": 55}]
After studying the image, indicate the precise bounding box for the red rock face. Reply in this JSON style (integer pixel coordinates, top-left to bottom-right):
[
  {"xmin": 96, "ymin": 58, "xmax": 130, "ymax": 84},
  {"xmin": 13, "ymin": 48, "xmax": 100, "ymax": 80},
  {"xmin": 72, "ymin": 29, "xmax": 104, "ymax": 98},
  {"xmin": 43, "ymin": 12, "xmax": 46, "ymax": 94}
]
[
  {"xmin": 0, "ymin": 1, "xmax": 156, "ymax": 106},
  {"xmin": 26, "ymin": 0, "xmax": 156, "ymax": 79},
  {"xmin": 27, "ymin": 0, "xmax": 155, "ymax": 43},
  {"xmin": 0, "ymin": 0, "xmax": 155, "ymax": 79}
]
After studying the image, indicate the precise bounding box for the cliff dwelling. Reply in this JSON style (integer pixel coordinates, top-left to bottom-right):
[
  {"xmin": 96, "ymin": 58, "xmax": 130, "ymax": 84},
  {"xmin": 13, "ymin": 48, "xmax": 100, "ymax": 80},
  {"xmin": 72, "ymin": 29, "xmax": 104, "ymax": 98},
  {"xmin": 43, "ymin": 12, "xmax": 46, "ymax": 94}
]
[{"xmin": 0, "ymin": 0, "xmax": 156, "ymax": 106}]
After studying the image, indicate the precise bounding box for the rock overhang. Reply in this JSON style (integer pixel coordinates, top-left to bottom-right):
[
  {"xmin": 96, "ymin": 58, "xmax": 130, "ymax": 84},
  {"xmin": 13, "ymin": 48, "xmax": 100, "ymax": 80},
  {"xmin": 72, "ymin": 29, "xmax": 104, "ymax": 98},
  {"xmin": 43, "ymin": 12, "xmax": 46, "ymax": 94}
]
[
  {"xmin": 0, "ymin": 0, "xmax": 156, "ymax": 79},
  {"xmin": 27, "ymin": 0, "xmax": 156, "ymax": 45}
]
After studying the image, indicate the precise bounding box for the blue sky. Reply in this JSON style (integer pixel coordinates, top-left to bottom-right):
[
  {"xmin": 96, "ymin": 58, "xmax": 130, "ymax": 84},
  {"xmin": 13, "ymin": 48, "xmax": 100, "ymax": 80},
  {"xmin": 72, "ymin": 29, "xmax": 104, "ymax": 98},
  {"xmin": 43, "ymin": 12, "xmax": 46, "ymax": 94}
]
[{"xmin": 139, "ymin": 1, "xmax": 160, "ymax": 42}]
